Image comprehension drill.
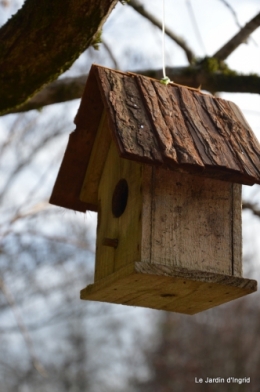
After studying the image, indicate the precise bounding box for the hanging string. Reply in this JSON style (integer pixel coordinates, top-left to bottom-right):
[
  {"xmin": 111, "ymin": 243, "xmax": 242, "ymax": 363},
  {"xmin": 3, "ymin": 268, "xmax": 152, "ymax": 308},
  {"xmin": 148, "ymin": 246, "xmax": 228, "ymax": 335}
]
[{"xmin": 160, "ymin": 0, "xmax": 171, "ymax": 85}]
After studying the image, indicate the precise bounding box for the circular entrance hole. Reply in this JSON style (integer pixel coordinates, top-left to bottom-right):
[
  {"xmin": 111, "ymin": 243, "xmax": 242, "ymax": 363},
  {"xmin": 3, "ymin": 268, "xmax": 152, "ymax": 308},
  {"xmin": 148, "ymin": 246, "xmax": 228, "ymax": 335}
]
[{"xmin": 112, "ymin": 179, "xmax": 128, "ymax": 218}]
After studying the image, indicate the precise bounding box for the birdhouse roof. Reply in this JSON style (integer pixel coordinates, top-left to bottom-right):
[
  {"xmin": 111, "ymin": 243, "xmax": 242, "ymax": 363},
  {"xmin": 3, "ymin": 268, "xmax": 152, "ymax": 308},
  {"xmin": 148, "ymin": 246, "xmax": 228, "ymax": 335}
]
[{"xmin": 50, "ymin": 64, "xmax": 260, "ymax": 212}]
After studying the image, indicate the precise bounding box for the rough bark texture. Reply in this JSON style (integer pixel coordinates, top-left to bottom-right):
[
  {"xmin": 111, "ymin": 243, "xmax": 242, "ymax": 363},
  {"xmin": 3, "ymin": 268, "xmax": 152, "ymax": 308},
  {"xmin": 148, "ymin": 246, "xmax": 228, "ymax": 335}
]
[
  {"xmin": 0, "ymin": 0, "xmax": 118, "ymax": 115},
  {"xmin": 6, "ymin": 67, "xmax": 260, "ymax": 115},
  {"xmin": 96, "ymin": 66, "xmax": 260, "ymax": 185},
  {"xmin": 50, "ymin": 65, "xmax": 260, "ymax": 213}
]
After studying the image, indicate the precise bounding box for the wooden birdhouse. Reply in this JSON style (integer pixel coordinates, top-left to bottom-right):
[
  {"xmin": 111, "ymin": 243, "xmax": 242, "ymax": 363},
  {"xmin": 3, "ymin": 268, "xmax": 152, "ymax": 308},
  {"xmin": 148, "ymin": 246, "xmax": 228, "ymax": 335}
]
[{"xmin": 50, "ymin": 64, "xmax": 260, "ymax": 314}]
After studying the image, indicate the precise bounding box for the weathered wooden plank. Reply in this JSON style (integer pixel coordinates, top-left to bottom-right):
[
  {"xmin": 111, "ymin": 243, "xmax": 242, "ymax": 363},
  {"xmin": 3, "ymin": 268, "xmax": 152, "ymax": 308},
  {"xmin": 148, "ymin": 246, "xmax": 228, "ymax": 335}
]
[
  {"xmin": 212, "ymin": 98, "xmax": 260, "ymax": 180},
  {"xmin": 136, "ymin": 75, "xmax": 205, "ymax": 168},
  {"xmin": 96, "ymin": 67, "xmax": 163, "ymax": 164},
  {"xmin": 178, "ymin": 86, "xmax": 233, "ymax": 169},
  {"xmin": 192, "ymin": 92, "xmax": 241, "ymax": 171},
  {"xmin": 80, "ymin": 111, "xmax": 111, "ymax": 207},
  {"xmin": 165, "ymin": 84, "xmax": 205, "ymax": 168},
  {"xmin": 50, "ymin": 65, "xmax": 105, "ymax": 212},
  {"xmin": 140, "ymin": 165, "xmax": 153, "ymax": 263},
  {"xmin": 80, "ymin": 262, "xmax": 257, "ymax": 315},
  {"xmin": 232, "ymin": 184, "xmax": 242, "ymax": 277},
  {"xmin": 134, "ymin": 76, "xmax": 177, "ymax": 164},
  {"xmin": 95, "ymin": 141, "xmax": 143, "ymax": 281},
  {"xmin": 228, "ymin": 100, "xmax": 260, "ymax": 179},
  {"xmin": 149, "ymin": 166, "xmax": 234, "ymax": 275},
  {"xmin": 49, "ymin": 128, "xmax": 97, "ymax": 212}
]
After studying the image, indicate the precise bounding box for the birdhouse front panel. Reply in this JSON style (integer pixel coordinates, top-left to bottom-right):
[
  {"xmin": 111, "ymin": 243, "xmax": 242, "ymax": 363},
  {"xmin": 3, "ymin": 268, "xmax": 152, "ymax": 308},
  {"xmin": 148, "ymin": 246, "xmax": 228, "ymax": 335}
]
[
  {"xmin": 144, "ymin": 166, "xmax": 242, "ymax": 276},
  {"xmin": 50, "ymin": 64, "xmax": 259, "ymax": 314}
]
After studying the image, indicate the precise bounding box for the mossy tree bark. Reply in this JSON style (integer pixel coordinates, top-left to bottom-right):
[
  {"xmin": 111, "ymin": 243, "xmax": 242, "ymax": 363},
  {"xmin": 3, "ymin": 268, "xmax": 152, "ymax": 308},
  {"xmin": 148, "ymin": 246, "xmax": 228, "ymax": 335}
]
[{"xmin": 0, "ymin": 0, "xmax": 118, "ymax": 115}]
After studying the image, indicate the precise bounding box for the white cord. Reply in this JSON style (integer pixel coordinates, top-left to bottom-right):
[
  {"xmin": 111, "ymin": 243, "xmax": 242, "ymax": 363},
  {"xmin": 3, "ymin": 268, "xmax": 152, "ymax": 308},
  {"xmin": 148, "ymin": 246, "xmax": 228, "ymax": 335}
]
[
  {"xmin": 161, "ymin": 0, "xmax": 171, "ymax": 85},
  {"xmin": 162, "ymin": 0, "xmax": 166, "ymax": 79}
]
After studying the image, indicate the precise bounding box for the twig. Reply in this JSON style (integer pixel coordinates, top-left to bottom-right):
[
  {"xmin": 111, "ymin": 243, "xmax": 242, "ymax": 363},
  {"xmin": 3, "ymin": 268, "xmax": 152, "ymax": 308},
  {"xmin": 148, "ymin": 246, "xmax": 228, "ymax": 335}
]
[
  {"xmin": 213, "ymin": 11, "xmax": 260, "ymax": 61},
  {"xmin": 218, "ymin": 0, "xmax": 241, "ymax": 29},
  {"xmin": 128, "ymin": 0, "xmax": 195, "ymax": 64},
  {"xmin": 242, "ymin": 201, "xmax": 260, "ymax": 218},
  {"xmin": 186, "ymin": 0, "xmax": 207, "ymax": 54},
  {"xmin": 102, "ymin": 38, "xmax": 120, "ymax": 69}
]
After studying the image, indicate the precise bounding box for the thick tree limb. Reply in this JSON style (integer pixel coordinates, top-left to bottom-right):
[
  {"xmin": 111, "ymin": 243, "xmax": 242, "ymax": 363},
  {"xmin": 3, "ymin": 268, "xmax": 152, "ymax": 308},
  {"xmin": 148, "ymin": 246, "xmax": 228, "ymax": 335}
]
[
  {"xmin": 4, "ymin": 66, "xmax": 260, "ymax": 114},
  {"xmin": 213, "ymin": 11, "xmax": 260, "ymax": 61},
  {"xmin": 0, "ymin": 0, "xmax": 118, "ymax": 115},
  {"xmin": 128, "ymin": 0, "xmax": 195, "ymax": 64},
  {"xmin": 4, "ymin": 75, "xmax": 89, "ymax": 114}
]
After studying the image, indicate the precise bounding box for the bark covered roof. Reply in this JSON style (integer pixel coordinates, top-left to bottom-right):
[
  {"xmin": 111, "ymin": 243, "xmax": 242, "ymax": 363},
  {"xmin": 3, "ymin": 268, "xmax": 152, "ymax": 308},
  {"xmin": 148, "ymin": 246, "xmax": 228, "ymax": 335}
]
[{"xmin": 50, "ymin": 64, "xmax": 260, "ymax": 212}]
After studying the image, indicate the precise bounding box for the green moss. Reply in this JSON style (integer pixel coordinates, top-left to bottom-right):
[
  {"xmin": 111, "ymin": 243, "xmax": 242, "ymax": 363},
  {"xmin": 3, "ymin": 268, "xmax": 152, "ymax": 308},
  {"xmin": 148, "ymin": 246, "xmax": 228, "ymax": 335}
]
[
  {"xmin": 196, "ymin": 56, "xmax": 237, "ymax": 76},
  {"xmin": 91, "ymin": 29, "xmax": 103, "ymax": 51}
]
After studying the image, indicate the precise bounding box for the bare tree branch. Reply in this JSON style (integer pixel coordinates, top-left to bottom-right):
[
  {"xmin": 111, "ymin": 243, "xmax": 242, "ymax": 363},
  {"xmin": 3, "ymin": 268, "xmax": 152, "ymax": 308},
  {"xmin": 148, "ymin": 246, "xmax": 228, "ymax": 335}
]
[
  {"xmin": 218, "ymin": 0, "xmax": 241, "ymax": 29},
  {"xmin": 2, "ymin": 75, "xmax": 88, "ymax": 115},
  {"xmin": 213, "ymin": 11, "xmax": 260, "ymax": 61},
  {"xmin": 186, "ymin": 0, "xmax": 206, "ymax": 54},
  {"xmin": 128, "ymin": 0, "xmax": 195, "ymax": 64},
  {"xmin": 2, "ymin": 76, "xmax": 87, "ymax": 114},
  {"xmin": 243, "ymin": 201, "xmax": 260, "ymax": 218},
  {"xmin": 3, "ymin": 65, "xmax": 260, "ymax": 114},
  {"xmin": 102, "ymin": 38, "xmax": 120, "ymax": 69}
]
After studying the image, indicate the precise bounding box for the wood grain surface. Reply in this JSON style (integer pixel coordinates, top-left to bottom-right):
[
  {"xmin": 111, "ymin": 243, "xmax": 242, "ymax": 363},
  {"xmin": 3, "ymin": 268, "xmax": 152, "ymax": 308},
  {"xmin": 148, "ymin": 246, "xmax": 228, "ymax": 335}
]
[{"xmin": 80, "ymin": 262, "xmax": 257, "ymax": 314}]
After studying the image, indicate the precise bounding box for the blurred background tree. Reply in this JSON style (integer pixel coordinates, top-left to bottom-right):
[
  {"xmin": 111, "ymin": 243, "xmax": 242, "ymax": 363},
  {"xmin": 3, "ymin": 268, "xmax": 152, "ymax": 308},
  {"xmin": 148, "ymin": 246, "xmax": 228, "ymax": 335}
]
[{"xmin": 0, "ymin": 1, "xmax": 260, "ymax": 391}]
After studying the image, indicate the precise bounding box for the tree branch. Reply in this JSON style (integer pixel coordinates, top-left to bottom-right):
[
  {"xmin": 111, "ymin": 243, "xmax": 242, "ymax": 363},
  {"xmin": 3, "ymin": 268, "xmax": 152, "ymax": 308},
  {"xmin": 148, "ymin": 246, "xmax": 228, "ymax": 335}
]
[
  {"xmin": 102, "ymin": 38, "xmax": 120, "ymax": 69},
  {"xmin": 128, "ymin": 0, "xmax": 195, "ymax": 64},
  {"xmin": 213, "ymin": 11, "xmax": 260, "ymax": 61},
  {"xmin": 3, "ymin": 75, "xmax": 89, "ymax": 114},
  {"xmin": 3, "ymin": 65, "xmax": 260, "ymax": 114},
  {"xmin": 218, "ymin": 0, "xmax": 241, "ymax": 29},
  {"xmin": 243, "ymin": 201, "xmax": 260, "ymax": 218},
  {"xmin": 0, "ymin": 0, "xmax": 118, "ymax": 115}
]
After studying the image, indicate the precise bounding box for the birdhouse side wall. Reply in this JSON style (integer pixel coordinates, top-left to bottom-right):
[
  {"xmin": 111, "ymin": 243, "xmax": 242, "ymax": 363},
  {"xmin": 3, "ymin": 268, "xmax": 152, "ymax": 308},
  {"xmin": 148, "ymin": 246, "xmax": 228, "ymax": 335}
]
[
  {"xmin": 140, "ymin": 166, "xmax": 242, "ymax": 276},
  {"xmin": 94, "ymin": 141, "xmax": 143, "ymax": 281}
]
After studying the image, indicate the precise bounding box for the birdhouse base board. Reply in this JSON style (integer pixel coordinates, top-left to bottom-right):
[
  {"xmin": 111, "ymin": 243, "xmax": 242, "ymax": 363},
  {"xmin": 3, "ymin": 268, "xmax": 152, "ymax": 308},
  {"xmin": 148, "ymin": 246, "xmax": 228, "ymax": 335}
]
[{"xmin": 80, "ymin": 262, "xmax": 257, "ymax": 314}]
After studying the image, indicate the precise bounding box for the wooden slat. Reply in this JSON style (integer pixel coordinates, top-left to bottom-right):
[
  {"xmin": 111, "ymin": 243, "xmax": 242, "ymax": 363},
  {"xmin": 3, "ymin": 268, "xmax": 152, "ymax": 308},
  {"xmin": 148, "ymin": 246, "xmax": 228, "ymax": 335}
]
[
  {"xmin": 96, "ymin": 66, "xmax": 163, "ymax": 164},
  {"xmin": 232, "ymin": 184, "xmax": 242, "ymax": 277},
  {"xmin": 94, "ymin": 142, "xmax": 143, "ymax": 281},
  {"xmin": 206, "ymin": 98, "xmax": 260, "ymax": 180},
  {"xmin": 136, "ymin": 75, "xmax": 204, "ymax": 168},
  {"xmin": 79, "ymin": 111, "xmax": 111, "ymax": 207},
  {"xmin": 227, "ymin": 100, "xmax": 260, "ymax": 178},
  {"xmin": 50, "ymin": 65, "xmax": 105, "ymax": 212},
  {"xmin": 178, "ymin": 87, "xmax": 222, "ymax": 167},
  {"xmin": 80, "ymin": 262, "xmax": 257, "ymax": 315},
  {"xmin": 49, "ymin": 128, "xmax": 97, "ymax": 212},
  {"xmin": 148, "ymin": 166, "xmax": 234, "ymax": 275}
]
